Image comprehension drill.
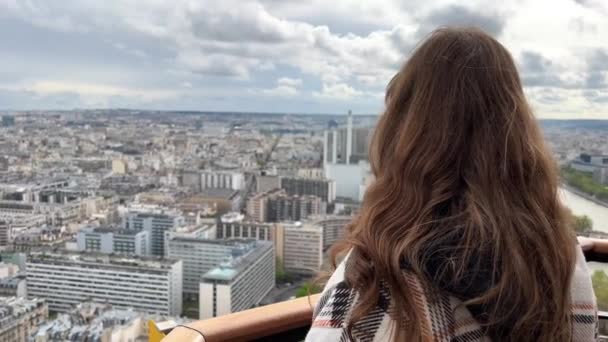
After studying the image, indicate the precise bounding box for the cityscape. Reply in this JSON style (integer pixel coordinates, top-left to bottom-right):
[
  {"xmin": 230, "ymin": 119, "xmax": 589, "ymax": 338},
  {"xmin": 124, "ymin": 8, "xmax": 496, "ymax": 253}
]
[
  {"xmin": 0, "ymin": 110, "xmax": 606, "ymax": 340},
  {"xmin": 1, "ymin": 0, "xmax": 608, "ymax": 340}
]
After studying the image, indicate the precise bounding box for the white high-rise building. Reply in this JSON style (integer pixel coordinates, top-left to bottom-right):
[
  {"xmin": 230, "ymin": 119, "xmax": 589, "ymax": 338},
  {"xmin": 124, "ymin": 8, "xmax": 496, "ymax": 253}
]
[
  {"xmin": 199, "ymin": 241, "xmax": 274, "ymax": 319},
  {"xmin": 26, "ymin": 251, "xmax": 183, "ymax": 316},
  {"xmin": 166, "ymin": 235, "xmax": 258, "ymax": 297}
]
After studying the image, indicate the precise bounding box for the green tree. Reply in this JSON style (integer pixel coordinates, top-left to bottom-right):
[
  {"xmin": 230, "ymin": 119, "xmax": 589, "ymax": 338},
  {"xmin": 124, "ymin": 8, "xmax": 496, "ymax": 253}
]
[
  {"xmin": 573, "ymin": 215, "xmax": 593, "ymax": 233},
  {"xmin": 561, "ymin": 167, "xmax": 608, "ymax": 201},
  {"xmin": 592, "ymin": 270, "xmax": 608, "ymax": 311},
  {"xmin": 295, "ymin": 282, "xmax": 322, "ymax": 298},
  {"xmin": 275, "ymin": 257, "xmax": 292, "ymax": 283}
]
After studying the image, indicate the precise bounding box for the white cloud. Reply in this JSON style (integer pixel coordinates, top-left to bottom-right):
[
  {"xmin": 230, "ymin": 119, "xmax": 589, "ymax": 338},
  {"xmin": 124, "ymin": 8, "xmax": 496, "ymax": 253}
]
[
  {"xmin": 0, "ymin": 0, "xmax": 607, "ymax": 117},
  {"xmin": 175, "ymin": 51, "xmax": 259, "ymax": 79},
  {"xmin": 262, "ymin": 85, "xmax": 299, "ymax": 96},
  {"xmin": 256, "ymin": 77, "xmax": 302, "ymax": 97},
  {"xmin": 313, "ymin": 83, "xmax": 364, "ymax": 101},
  {"xmin": 0, "ymin": 80, "xmax": 178, "ymax": 102},
  {"xmin": 277, "ymin": 77, "xmax": 302, "ymax": 87}
]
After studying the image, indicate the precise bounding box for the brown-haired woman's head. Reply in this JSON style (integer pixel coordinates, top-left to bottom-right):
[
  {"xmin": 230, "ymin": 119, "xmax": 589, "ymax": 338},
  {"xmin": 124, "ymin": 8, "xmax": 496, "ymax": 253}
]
[{"xmin": 332, "ymin": 27, "xmax": 575, "ymax": 341}]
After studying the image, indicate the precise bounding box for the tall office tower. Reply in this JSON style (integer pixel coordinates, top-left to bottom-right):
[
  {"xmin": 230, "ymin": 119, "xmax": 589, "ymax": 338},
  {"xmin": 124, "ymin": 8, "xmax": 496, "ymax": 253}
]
[
  {"xmin": 280, "ymin": 177, "xmax": 336, "ymax": 203},
  {"xmin": 123, "ymin": 209, "xmax": 182, "ymax": 257},
  {"xmin": 307, "ymin": 215, "xmax": 353, "ymax": 250},
  {"xmin": 166, "ymin": 235, "xmax": 259, "ymax": 297},
  {"xmin": 76, "ymin": 226, "xmax": 150, "ymax": 256},
  {"xmin": 26, "ymin": 252, "xmax": 182, "ymax": 316},
  {"xmin": 199, "ymin": 241, "xmax": 274, "ymax": 319},
  {"xmin": 274, "ymin": 222, "xmax": 323, "ymax": 275},
  {"xmin": 200, "ymin": 171, "xmax": 245, "ymax": 190}
]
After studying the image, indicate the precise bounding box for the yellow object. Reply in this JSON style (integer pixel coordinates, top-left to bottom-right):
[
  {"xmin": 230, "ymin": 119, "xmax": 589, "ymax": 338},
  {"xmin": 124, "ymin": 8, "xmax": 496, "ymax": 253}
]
[{"xmin": 148, "ymin": 320, "xmax": 169, "ymax": 342}]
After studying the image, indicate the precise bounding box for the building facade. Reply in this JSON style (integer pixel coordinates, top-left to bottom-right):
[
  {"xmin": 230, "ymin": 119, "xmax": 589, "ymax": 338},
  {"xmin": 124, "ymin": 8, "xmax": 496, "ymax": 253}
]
[
  {"xmin": 307, "ymin": 215, "xmax": 352, "ymax": 250},
  {"xmin": 275, "ymin": 223, "xmax": 323, "ymax": 275},
  {"xmin": 26, "ymin": 252, "xmax": 182, "ymax": 316},
  {"xmin": 280, "ymin": 177, "xmax": 336, "ymax": 203},
  {"xmin": 0, "ymin": 221, "xmax": 9, "ymax": 248},
  {"xmin": 200, "ymin": 171, "xmax": 244, "ymax": 191},
  {"xmin": 323, "ymin": 111, "xmax": 372, "ymax": 166},
  {"xmin": 246, "ymin": 189, "xmax": 324, "ymax": 223},
  {"xmin": 166, "ymin": 236, "xmax": 258, "ymax": 297},
  {"xmin": 199, "ymin": 241, "xmax": 274, "ymax": 319},
  {"xmin": 124, "ymin": 211, "xmax": 182, "ymax": 257},
  {"xmin": 0, "ymin": 297, "xmax": 47, "ymax": 342},
  {"xmin": 217, "ymin": 213, "xmax": 274, "ymax": 241},
  {"xmin": 76, "ymin": 226, "xmax": 149, "ymax": 256},
  {"xmin": 255, "ymin": 175, "xmax": 281, "ymax": 193}
]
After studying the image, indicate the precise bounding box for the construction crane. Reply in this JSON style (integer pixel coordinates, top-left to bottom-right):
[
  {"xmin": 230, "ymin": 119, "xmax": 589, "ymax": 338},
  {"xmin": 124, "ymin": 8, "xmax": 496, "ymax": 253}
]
[{"xmin": 239, "ymin": 133, "xmax": 282, "ymax": 212}]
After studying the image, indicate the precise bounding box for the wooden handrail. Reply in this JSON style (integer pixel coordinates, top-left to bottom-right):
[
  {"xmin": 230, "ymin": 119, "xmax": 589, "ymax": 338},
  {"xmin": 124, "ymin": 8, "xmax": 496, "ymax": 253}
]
[
  {"xmin": 163, "ymin": 294, "xmax": 320, "ymax": 342},
  {"xmin": 579, "ymin": 237, "xmax": 608, "ymax": 262}
]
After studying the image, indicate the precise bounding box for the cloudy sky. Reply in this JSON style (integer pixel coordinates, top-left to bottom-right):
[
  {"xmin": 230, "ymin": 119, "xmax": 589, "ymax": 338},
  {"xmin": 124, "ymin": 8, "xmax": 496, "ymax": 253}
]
[{"xmin": 0, "ymin": 0, "xmax": 607, "ymax": 118}]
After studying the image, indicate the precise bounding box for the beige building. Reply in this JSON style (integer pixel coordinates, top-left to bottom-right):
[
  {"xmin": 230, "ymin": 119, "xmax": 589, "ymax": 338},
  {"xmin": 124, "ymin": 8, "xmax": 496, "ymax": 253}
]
[
  {"xmin": 275, "ymin": 222, "xmax": 323, "ymax": 275},
  {"xmin": 217, "ymin": 213, "xmax": 275, "ymax": 241},
  {"xmin": 111, "ymin": 159, "xmax": 128, "ymax": 174},
  {"xmin": 246, "ymin": 189, "xmax": 324, "ymax": 223},
  {"xmin": 0, "ymin": 297, "xmax": 48, "ymax": 342},
  {"xmin": 307, "ymin": 215, "xmax": 353, "ymax": 250}
]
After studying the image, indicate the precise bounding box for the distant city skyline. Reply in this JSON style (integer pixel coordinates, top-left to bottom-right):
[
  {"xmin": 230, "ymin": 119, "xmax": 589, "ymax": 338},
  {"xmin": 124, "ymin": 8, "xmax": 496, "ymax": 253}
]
[{"xmin": 1, "ymin": 0, "xmax": 607, "ymax": 119}]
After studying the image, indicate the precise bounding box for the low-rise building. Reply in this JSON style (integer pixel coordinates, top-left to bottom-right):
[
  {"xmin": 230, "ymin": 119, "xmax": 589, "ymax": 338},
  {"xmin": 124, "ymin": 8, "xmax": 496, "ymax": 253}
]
[
  {"xmin": 31, "ymin": 301, "xmax": 188, "ymax": 342},
  {"xmin": 216, "ymin": 213, "xmax": 274, "ymax": 241},
  {"xmin": 0, "ymin": 297, "xmax": 48, "ymax": 342}
]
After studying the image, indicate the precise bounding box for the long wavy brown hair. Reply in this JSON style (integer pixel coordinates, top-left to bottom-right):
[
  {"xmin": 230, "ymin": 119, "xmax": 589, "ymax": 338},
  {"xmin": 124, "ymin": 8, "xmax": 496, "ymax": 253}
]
[{"xmin": 330, "ymin": 27, "xmax": 576, "ymax": 341}]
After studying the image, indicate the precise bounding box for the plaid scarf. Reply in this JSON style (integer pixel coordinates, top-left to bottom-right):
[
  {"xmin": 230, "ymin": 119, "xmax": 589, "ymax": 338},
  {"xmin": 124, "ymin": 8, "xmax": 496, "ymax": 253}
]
[{"xmin": 306, "ymin": 247, "xmax": 598, "ymax": 342}]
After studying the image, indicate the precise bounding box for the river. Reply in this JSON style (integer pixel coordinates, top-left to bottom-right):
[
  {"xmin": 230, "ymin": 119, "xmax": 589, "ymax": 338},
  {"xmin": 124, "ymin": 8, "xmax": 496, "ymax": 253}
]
[
  {"xmin": 559, "ymin": 188, "xmax": 608, "ymax": 276},
  {"xmin": 559, "ymin": 188, "xmax": 608, "ymax": 233}
]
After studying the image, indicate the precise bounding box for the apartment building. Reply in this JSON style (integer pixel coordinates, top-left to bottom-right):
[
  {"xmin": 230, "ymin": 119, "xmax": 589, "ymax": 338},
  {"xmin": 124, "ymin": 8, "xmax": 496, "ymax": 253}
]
[
  {"xmin": 26, "ymin": 252, "xmax": 182, "ymax": 316},
  {"xmin": 76, "ymin": 226, "xmax": 149, "ymax": 256},
  {"xmin": 199, "ymin": 241, "xmax": 274, "ymax": 319},
  {"xmin": 166, "ymin": 235, "xmax": 258, "ymax": 297},
  {"xmin": 275, "ymin": 222, "xmax": 323, "ymax": 275},
  {"xmin": 280, "ymin": 177, "xmax": 336, "ymax": 203},
  {"xmin": 0, "ymin": 297, "xmax": 48, "ymax": 342},
  {"xmin": 123, "ymin": 210, "xmax": 182, "ymax": 257}
]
